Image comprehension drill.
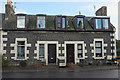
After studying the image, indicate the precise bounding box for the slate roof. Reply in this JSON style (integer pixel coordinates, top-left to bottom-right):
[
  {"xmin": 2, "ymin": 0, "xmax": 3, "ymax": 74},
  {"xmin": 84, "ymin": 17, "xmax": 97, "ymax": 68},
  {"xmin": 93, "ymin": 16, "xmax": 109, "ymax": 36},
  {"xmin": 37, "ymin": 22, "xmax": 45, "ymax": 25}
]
[{"xmin": 2, "ymin": 14, "xmax": 114, "ymax": 31}]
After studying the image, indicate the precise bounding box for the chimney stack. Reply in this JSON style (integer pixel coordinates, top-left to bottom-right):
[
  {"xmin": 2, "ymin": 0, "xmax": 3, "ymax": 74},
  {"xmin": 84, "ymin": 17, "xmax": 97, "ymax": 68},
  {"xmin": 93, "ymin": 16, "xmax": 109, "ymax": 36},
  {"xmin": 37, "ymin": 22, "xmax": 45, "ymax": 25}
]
[
  {"xmin": 95, "ymin": 6, "xmax": 107, "ymax": 16},
  {"xmin": 5, "ymin": 0, "xmax": 15, "ymax": 18}
]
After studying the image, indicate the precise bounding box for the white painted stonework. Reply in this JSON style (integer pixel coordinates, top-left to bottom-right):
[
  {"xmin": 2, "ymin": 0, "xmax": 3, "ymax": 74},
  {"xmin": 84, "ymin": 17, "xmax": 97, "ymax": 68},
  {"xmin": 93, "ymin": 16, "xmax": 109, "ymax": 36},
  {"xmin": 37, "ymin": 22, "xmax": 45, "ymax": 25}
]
[
  {"xmin": 34, "ymin": 41, "xmax": 59, "ymax": 65},
  {"xmin": 110, "ymin": 33, "xmax": 117, "ymax": 58},
  {"xmin": 64, "ymin": 41, "xmax": 87, "ymax": 64},
  {"xmin": 10, "ymin": 38, "xmax": 31, "ymax": 60},
  {"xmin": 1, "ymin": 31, "xmax": 7, "ymax": 55},
  {"xmin": 91, "ymin": 38, "xmax": 107, "ymax": 59}
]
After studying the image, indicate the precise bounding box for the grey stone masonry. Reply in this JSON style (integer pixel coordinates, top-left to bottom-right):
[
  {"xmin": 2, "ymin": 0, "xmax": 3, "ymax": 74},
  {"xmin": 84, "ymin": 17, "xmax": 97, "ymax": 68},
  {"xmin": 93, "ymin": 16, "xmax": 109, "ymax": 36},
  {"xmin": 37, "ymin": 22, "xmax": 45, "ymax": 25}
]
[{"xmin": 2, "ymin": 31, "xmax": 114, "ymax": 65}]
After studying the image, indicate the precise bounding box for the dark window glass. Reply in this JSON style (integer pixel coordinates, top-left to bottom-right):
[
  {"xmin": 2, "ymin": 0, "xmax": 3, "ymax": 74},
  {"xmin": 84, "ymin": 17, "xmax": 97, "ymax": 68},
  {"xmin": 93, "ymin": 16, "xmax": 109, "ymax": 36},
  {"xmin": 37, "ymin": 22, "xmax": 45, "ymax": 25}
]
[
  {"xmin": 95, "ymin": 41, "xmax": 102, "ymax": 57},
  {"xmin": 39, "ymin": 44, "xmax": 44, "ymax": 58},
  {"xmin": 77, "ymin": 18, "xmax": 84, "ymax": 28},
  {"xmin": 17, "ymin": 41, "xmax": 25, "ymax": 59},
  {"xmin": 78, "ymin": 44, "xmax": 83, "ymax": 58}
]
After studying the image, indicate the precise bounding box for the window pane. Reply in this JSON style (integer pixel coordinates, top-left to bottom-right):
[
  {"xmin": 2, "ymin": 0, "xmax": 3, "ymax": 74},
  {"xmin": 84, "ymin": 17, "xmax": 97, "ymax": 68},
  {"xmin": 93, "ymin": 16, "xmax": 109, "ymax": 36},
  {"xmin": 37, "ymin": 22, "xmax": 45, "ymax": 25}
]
[
  {"xmin": 77, "ymin": 18, "xmax": 83, "ymax": 28},
  {"xmin": 78, "ymin": 44, "xmax": 82, "ymax": 49},
  {"xmin": 96, "ymin": 48, "xmax": 101, "ymax": 53},
  {"xmin": 62, "ymin": 17, "xmax": 65, "ymax": 28},
  {"xmin": 78, "ymin": 54, "xmax": 82, "ymax": 58},
  {"xmin": 57, "ymin": 17, "xmax": 61, "ymax": 28},
  {"xmin": 17, "ymin": 16, "xmax": 25, "ymax": 28},
  {"xmin": 103, "ymin": 19, "xmax": 109, "ymax": 29},
  {"xmin": 18, "ymin": 41, "xmax": 25, "ymax": 45},
  {"xmin": 39, "ymin": 44, "xmax": 44, "ymax": 57},
  {"xmin": 96, "ymin": 19, "xmax": 101, "ymax": 29},
  {"xmin": 37, "ymin": 16, "xmax": 45, "ymax": 28},
  {"xmin": 78, "ymin": 50, "xmax": 82, "ymax": 54},
  {"xmin": 77, "ymin": 44, "xmax": 83, "ymax": 58},
  {"xmin": 17, "ymin": 41, "xmax": 25, "ymax": 58},
  {"xmin": 95, "ymin": 42, "xmax": 101, "ymax": 47}
]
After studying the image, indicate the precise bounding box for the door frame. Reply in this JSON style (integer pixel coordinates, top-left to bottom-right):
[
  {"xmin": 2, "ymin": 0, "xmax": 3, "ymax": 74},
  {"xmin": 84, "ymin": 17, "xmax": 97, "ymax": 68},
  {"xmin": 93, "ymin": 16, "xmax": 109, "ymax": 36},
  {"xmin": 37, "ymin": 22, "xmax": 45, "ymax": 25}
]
[
  {"xmin": 35, "ymin": 41, "xmax": 58, "ymax": 65},
  {"xmin": 64, "ymin": 41, "xmax": 86, "ymax": 64}
]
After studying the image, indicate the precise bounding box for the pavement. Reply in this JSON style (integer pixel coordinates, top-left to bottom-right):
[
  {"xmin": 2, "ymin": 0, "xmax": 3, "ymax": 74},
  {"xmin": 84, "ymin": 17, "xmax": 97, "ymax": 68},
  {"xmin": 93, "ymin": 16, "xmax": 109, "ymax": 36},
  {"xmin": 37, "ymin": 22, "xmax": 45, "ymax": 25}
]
[{"xmin": 2, "ymin": 65, "xmax": 119, "ymax": 72}]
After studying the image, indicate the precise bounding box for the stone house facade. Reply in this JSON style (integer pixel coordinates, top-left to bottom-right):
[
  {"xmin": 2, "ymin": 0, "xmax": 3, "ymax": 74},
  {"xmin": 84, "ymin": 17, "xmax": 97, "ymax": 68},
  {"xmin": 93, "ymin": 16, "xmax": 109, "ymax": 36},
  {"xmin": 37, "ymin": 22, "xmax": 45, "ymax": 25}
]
[{"xmin": 0, "ymin": 1, "xmax": 117, "ymax": 66}]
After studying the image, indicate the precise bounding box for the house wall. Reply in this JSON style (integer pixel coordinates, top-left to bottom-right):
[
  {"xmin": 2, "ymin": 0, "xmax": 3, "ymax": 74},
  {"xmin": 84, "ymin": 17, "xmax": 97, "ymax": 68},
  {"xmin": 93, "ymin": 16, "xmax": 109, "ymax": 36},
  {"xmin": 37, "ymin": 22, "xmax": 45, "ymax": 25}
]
[{"xmin": 2, "ymin": 31, "xmax": 116, "ymax": 65}]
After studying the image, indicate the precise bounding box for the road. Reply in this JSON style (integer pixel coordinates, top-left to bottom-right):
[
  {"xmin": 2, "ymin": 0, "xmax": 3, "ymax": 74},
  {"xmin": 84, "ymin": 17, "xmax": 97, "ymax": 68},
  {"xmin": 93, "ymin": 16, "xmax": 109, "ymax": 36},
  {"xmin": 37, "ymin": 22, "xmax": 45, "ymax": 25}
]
[{"xmin": 2, "ymin": 70, "xmax": 119, "ymax": 78}]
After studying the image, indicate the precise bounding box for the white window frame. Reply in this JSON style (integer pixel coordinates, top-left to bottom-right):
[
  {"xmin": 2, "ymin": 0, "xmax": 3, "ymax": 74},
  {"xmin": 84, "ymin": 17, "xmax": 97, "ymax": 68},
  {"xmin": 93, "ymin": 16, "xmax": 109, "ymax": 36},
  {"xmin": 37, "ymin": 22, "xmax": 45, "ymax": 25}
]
[
  {"xmin": 17, "ymin": 16, "xmax": 25, "ymax": 28},
  {"xmin": 35, "ymin": 41, "xmax": 58, "ymax": 65},
  {"xmin": 64, "ymin": 41, "xmax": 87, "ymax": 64},
  {"xmin": 17, "ymin": 41, "xmax": 25, "ymax": 59},
  {"xmin": 15, "ymin": 38, "xmax": 27, "ymax": 60},
  {"xmin": 93, "ymin": 39, "xmax": 105, "ymax": 59}
]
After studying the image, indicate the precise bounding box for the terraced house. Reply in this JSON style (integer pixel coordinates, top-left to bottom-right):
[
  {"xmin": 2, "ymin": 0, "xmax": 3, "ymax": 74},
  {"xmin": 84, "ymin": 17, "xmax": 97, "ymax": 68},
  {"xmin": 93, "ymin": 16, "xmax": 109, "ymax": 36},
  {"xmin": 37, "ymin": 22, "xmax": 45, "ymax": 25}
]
[{"xmin": 0, "ymin": 1, "xmax": 117, "ymax": 67}]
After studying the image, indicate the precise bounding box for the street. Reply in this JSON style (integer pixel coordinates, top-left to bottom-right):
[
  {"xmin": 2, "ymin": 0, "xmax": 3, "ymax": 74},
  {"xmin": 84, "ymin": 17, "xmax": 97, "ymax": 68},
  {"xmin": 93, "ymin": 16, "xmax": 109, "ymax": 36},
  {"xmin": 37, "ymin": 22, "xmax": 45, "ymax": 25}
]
[{"xmin": 2, "ymin": 69, "xmax": 119, "ymax": 78}]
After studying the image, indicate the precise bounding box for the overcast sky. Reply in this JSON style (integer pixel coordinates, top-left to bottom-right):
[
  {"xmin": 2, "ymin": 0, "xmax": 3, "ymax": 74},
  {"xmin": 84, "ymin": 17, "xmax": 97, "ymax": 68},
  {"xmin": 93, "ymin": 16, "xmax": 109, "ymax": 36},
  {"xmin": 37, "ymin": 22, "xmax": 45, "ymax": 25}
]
[{"xmin": 0, "ymin": 0, "xmax": 119, "ymax": 39}]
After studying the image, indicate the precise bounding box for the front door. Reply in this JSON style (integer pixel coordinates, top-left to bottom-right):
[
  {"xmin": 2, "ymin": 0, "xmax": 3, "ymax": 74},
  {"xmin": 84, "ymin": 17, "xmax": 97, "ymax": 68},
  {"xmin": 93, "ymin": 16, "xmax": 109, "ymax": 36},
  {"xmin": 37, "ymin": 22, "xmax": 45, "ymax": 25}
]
[
  {"xmin": 48, "ymin": 44, "xmax": 56, "ymax": 63},
  {"xmin": 66, "ymin": 44, "xmax": 74, "ymax": 63}
]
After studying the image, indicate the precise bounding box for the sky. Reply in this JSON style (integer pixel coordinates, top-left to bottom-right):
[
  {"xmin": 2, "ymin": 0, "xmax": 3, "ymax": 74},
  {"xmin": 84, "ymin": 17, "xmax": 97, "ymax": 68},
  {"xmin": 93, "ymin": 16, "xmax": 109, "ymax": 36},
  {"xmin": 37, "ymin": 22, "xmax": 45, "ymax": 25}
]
[{"xmin": 0, "ymin": 0, "xmax": 119, "ymax": 39}]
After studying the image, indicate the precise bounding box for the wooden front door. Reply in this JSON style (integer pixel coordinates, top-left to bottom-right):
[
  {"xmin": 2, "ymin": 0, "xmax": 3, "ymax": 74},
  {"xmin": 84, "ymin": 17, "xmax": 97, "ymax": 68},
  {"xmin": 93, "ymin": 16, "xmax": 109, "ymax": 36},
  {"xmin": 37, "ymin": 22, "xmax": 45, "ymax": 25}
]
[
  {"xmin": 48, "ymin": 44, "xmax": 56, "ymax": 63},
  {"xmin": 66, "ymin": 44, "xmax": 74, "ymax": 63}
]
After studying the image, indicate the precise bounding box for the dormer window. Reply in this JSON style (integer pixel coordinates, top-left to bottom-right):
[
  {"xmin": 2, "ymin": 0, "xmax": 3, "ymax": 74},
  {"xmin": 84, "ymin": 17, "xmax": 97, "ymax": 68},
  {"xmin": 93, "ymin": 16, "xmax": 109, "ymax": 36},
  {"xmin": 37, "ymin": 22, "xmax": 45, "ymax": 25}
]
[
  {"xmin": 37, "ymin": 16, "xmax": 46, "ymax": 28},
  {"xmin": 56, "ymin": 16, "xmax": 66, "ymax": 29},
  {"xmin": 95, "ymin": 18, "xmax": 109, "ymax": 29},
  {"xmin": 77, "ymin": 17, "xmax": 84, "ymax": 29},
  {"xmin": 17, "ymin": 16, "xmax": 25, "ymax": 28}
]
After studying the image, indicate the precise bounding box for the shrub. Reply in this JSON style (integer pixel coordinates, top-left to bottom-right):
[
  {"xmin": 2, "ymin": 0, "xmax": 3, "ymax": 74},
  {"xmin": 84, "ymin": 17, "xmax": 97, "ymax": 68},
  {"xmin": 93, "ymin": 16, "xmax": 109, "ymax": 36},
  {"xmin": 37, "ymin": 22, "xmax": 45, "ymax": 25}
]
[
  {"xmin": 2, "ymin": 56, "xmax": 9, "ymax": 67},
  {"xmin": 19, "ymin": 61, "xmax": 27, "ymax": 67}
]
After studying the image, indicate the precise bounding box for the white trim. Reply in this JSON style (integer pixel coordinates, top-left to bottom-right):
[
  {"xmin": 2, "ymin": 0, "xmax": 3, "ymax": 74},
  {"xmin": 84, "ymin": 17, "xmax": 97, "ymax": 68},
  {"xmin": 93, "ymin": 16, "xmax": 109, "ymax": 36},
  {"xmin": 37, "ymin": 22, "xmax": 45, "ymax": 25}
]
[
  {"xmin": 34, "ymin": 50, "xmax": 37, "ymax": 54},
  {"xmin": 35, "ymin": 41, "xmax": 58, "ymax": 65},
  {"xmin": 3, "ymin": 50, "xmax": 6, "ymax": 54},
  {"xmin": 114, "ymin": 38, "xmax": 117, "ymax": 58},
  {"xmin": 15, "ymin": 38, "xmax": 28, "ymax": 60},
  {"xmin": 62, "ymin": 44, "xmax": 65, "ymax": 47},
  {"xmin": 90, "ymin": 44, "xmax": 94, "ymax": 47},
  {"xmin": 10, "ymin": 38, "xmax": 31, "ymax": 60},
  {"xmin": 64, "ymin": 41, "xmax": 87, "ymax": 64},
  {"xmin": 3, "ymin": 44, "xmax": 6, "ymax": 47},
  {"xmin": 11, "ymin": 50, "xmax": 15, "ymax": 54},
  {"xmin": 92, "ymin": 38, "xmax": 105, "ymax": 59},
  {"xmin": 10, "ymin": 44, "xmax": 15, "ymax": 47},
  {"xmin": 2, "ymin": 32, "xmax": 7, "ymax": 35},
  {"xmin": 58, "ymin": 44, "xmax": 61, "ymax": 47},
  {"xmin": 2, "ymin": 38, "xmax": 8, "ymax": 41},
  {"xmin": 26, "ymin": 44, "xmax": 31, "ymax": 47}
]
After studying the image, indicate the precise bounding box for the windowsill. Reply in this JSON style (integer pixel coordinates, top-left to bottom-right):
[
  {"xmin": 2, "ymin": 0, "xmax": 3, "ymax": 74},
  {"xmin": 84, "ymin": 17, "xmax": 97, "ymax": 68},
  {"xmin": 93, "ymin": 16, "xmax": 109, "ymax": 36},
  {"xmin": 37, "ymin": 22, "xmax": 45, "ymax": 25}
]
[
  {"xmin": 93, "ymin": 56, "xmax": 105, "ymax": 59},
  {"xmin": 15, "ymin": 58, "xmax": 26, "ymax": 60}
]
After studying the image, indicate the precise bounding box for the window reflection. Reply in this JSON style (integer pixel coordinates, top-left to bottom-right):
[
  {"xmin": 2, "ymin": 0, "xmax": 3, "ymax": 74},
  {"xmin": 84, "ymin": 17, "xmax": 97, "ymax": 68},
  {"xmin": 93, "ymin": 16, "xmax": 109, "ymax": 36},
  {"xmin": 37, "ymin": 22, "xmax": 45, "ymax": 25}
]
[
  {"xmin": 77, "ymin": 18, "xmax": 83, "ymax": 29},
  {"xmin": 37, "ymin": 16, "xmax": 45, "ymax": 28}
]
